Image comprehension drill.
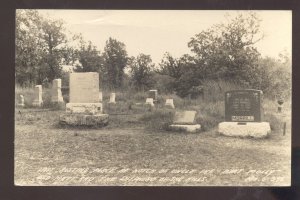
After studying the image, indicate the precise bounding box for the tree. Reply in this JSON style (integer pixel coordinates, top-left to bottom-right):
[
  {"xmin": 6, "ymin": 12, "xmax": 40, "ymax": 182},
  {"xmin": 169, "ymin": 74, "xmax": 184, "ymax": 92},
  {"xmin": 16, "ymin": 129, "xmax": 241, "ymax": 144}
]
[
  {"xmin": 158, "ymin": 52, "xmax": 183, "ymax": 79},
  {"xmin": 129, "ymin": 54, "xmax": 155, "ymax": 91},
  {"xmin": 102, "ymin": 37, "xmax": 128, "ymax": 89},
  {"xmin": 256, "ymin": 55, "xmax": 291, "ymax": 99},
  {"xmin": 74, "ymin": 38, "xmax": 103, "ymax": 72},
  {"xmin": 188, "ymin": 12, "xmax": 263, "ymax": 85},
  {"xmin": 16, "ymin": 10, "xmax": 71, "ymax": 86},
  {"xmin": 157, "ymin": 53, "xmax": 200, "ymax": 97},
  {"xmin": 16, "ymin": 10, "xmax": 43, "ymax": 86},
  {"xmin": 38, "ymin": 17, "xmax": 68, "ymax": 83}
]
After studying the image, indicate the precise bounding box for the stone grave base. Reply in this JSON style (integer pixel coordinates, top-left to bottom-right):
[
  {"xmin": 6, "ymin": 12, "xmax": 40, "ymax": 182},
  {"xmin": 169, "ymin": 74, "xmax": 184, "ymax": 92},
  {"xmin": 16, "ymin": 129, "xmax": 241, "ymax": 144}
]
[
  {"xmin": 32, "ymin": 101, "xmax": 43, "ymax": 107},
  {"xmin": 51, "ymin": 96, "xmax": 64, "ymax": 103},
  {"xmin": 169, "ymin": 124, "xmax": 201, "ymax": 133},
  {"xmin": 165, "ymin": 103, "xmax": 175, "ymax": 109},
  {"xmin": 59, "ymin": 113, "xmax": 109, "ymax": 126},
  {"xmin": 218, "ymin": 122, "xmax": 271, "ymax": 138},
  {"xmin": 17, "ymin": 103, "xmax": 25, "ymax": 107},
  {"xmin": 66, "ymin": 103, "xmax": 102, "ymax": 114}
]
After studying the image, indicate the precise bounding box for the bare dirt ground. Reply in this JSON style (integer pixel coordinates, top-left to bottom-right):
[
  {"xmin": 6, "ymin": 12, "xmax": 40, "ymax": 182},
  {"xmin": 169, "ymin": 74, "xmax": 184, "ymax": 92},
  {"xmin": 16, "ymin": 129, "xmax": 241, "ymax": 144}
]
[{"xmin": 14, "ymin": 109, "xmax": 291, "ymax": 186}]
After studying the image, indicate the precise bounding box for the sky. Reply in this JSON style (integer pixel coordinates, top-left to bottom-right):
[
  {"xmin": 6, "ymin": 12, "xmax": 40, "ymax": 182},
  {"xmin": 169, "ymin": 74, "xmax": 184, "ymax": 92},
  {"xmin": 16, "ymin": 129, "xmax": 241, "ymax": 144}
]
[{"xmin": 38, "ymin": 10, "xmax": 292, "ymax": 65}]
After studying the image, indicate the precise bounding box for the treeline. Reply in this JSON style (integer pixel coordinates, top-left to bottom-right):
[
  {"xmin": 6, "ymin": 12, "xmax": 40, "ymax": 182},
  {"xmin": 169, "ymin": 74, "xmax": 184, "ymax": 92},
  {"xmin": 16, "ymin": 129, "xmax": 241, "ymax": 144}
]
[{"xmin": 16, "ymin": 10, "xmax": 291, "ymax": 99}]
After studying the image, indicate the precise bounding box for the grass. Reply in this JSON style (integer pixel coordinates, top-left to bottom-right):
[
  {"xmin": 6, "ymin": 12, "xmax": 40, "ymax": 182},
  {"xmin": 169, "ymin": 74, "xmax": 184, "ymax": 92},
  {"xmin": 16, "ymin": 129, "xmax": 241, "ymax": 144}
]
[
  {"xmin": 14, "ymin": 81, "xmax": 291, "ymax": 186},
  {"xmin": 15, "ymin": 84, "xmax": 290, "ymax": 132},
  {"xmin": 14, "ymin": 108, "xmax": 291, "ymax": 186}
]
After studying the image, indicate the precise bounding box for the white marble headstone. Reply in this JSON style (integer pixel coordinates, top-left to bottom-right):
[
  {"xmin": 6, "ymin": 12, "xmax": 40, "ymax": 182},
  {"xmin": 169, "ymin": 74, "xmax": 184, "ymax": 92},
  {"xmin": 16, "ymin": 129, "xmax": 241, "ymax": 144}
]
[
  {"xmin": 67, "ymin": 72, "xmax": 103, "ymax": 114},
  {"xmin": 69, "ymin": 72, "xmax": 99, "ymax": 103},
  {"xmin": 51, "ymin": 79, "xmax": 64, "ymax": 103},
  {"xmin": 109, "ymin": 92, "xmax": 116, "ymax": 103},
  {"xmin": 165, "ymin": 98, "xmax": 175, "ymax": 109},
  {"xmin": 32, "ymin": 85, "xmax": 43, "ymax": 107},
  {"xmin": 145, "ymin": 98, "xmax": 154, "ymax": 107},
  {"xmin": 18, "ymin": 94, "xmax": 25, "ymax": 107}
]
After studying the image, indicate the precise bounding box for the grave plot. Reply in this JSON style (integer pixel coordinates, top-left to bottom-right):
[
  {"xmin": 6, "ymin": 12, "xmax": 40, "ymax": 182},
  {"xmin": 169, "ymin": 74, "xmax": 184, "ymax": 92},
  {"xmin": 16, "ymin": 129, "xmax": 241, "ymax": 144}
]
[
  {"xmin": 169, "ymin": 111, "xmax": 201, "ymax": 133},
  {"xmin": 218, "ymin": 89, "xmax": 271, "ymax": 138},
  {"xmin": 59, "ymin": 72, "xmax": 108, "ymax": 126}
]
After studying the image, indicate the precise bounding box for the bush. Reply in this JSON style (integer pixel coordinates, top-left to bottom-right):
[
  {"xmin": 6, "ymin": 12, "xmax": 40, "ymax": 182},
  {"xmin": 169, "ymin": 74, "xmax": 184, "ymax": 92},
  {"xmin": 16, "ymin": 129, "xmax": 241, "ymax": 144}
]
[{"xmin": 264, "ymin": 113, "xmax": 284, "ymax": 132}]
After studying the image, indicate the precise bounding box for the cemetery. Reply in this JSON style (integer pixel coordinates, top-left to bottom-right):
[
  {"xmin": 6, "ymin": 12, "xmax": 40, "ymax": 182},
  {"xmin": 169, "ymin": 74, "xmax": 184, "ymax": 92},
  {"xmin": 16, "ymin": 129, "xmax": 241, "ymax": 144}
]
[
  {"xmin": 14, "ymin": 10, "xmax": 291, "ymax": 186},
  {"xmin": 14, "ymin": 72, "xmax": 291, "ymax": 186}
]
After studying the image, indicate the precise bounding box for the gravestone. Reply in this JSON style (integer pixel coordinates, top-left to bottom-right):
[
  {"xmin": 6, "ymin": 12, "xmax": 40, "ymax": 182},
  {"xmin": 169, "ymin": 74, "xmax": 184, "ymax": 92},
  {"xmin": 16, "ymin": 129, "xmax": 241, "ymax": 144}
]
[
  {"xmin": 18, "ymin": 95, "xmax": 25, "ymax": 107},
  {"xmin": 59, "ymin": 72, "xmax": 108, "ymax": 126},
  {"xmin": 225, "ymin": 89, "xmax": 262, "ymax": 122},
  {"xmin": 173, "ymin": 111, "xmax": 196, "ymax": 125},
  {"xmin": 169, "ymin": 111, "xmax": 201, "ymax": 133},
  {"xmin": 109, "ymin": 93, "xmax": 116, "ymax": 104},
  {"xmin": 99, "ymin": 91, "xmax": 103, "ymax": 102},
  {"xmin": 145, "ymin": 98, "xmax": 154, "ymax": 107},
  {"xmin": 148, "ymin": 90, "xmax": 158, "ymax": 101},
  {"xmin": 69, "ymin": 73, "xmax": 99, "ymax": 103},
  {"xmin": 32, "ymin": 85, "xmax": 43, "ymax": 107},
  {"xmin": 51, "ymin": 79, "xmax": 64, "ymax": 103},
  {"xmin": 277, "ymin": 98, "xmax": 284, "ymax": 113},
  {"xmin": 218, "ymin": 89, "xmax": 270, "ymax": 138},
  {"xmin": 165, "ymin": 98, "xmax": 175, "ymax": 109}
]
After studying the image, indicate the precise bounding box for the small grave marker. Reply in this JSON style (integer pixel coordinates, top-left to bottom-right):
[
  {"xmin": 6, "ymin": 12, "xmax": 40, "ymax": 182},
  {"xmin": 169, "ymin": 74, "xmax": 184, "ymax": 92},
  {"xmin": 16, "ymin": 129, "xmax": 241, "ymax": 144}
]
[
  {"xmin": 169, "ymin": 111, "xmax": 201, "ymax": 132},
  {"xmin": 109, "ymin": 93, "xmax": 116, "ymax": 104},
  {"xmin": 165, "ymin": 98, "xmax": 175, "ymax": 109},
  {"xmin": 173, "ymin": 111, "xmax": 197, "ymax": 125},
  {"xmin": 145, "ymin": 98, "xmax": 154, "ymax": 107},
  {"xmin": 51, "ymin": 79, "xmax": 64, "ymax": 103},
  {"xmin": 32, "ymin": 85, "xmax": 43, "ymax": 107},
  {"xmin": 277, "ymin": 98, "xmax": 284, "ymax": 113},
  {"xmin": 148, "ymin": 90, "xmax": 158, "ymax": 101},
  {"xmin": 18, "ymin": 95, "xmax": 25, "ymax": 107}
]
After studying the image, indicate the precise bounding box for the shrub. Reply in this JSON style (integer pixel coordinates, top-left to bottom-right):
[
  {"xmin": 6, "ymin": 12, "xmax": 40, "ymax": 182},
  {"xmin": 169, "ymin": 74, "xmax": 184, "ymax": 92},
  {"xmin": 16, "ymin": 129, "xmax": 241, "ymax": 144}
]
[{"xmin": 264, "ymin": 113, "xmax": 284, "ymax": 132}]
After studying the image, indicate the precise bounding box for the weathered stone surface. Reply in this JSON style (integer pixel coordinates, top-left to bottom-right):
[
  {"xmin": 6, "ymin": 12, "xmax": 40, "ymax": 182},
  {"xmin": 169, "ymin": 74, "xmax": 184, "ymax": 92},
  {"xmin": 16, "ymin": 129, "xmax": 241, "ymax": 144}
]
[
  {"xmin": 145, "ymin": 98, "xmax": 154, "ymax": 107},
  {"xmin": 109, "ymin": 93, "xmax": 116, "ymax": 103},
  {"xmin": 169, "ymin": 124, "xmax": 201, "ymax": 133},
  {"xmin": 59, "ymin": 113, "xmax": 109, "ymax": 126},
  {"xmin": 218, "ymin": 122, "xmax": 271, "ymax": 138},
  {"xmin": 66, "ymin": 103, "xmax": 103, "ymax": 114},
  {"xmin": 51, "ymin": 79, "xmax": 64, "ymax": 103},
  {"xmin": 173, "ymin": 111, "xmax": 196, "ymax": 125},
  {"xmin": 99, "ymin": 92, "xmax": 103, "ymax": 102},
  {"xmin": 32, "ymin": 85, "xmax": 43, "ymax": 107},
  {"xmin": 18, "ymin": 95, "xmax": 25, "ymax": 107},
  {"xmin": 165, "ymin": 99, "xmax": 175, "ymax": 109},
  {"xmin": 69, "ymin": 72, "xmax": 99, "ymax": 103}
]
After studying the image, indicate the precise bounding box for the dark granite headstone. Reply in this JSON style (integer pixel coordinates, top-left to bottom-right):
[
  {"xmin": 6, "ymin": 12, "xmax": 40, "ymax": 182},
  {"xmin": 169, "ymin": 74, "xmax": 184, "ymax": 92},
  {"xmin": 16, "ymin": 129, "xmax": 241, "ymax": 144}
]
[
  {"xmin": 148, "ymin": 90, "xmax": 158, "ymax": 101},
  {"xmin": 225, "ymin": 89, "xmax": 263, "ymax": 122}
]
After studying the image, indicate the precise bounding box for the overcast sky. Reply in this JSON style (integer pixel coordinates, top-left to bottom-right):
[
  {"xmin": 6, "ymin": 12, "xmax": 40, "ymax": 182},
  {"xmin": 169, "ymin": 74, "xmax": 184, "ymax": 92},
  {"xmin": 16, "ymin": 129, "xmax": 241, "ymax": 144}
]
[{"xmin": 38, "ymin": 10, "xmax": 292, "ymax": 65}]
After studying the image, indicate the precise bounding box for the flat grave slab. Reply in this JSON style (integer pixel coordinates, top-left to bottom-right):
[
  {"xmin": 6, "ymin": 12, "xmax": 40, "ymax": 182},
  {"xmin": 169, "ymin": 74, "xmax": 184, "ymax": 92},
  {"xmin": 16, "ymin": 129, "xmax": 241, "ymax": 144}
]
[{"xmin": 173, "ymin": 111, "xmax": 197, "ymax": 125}]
